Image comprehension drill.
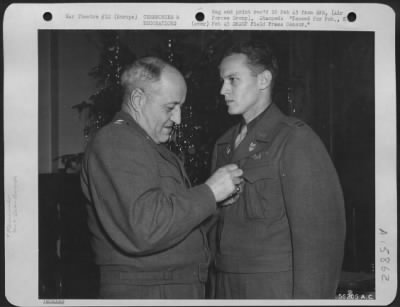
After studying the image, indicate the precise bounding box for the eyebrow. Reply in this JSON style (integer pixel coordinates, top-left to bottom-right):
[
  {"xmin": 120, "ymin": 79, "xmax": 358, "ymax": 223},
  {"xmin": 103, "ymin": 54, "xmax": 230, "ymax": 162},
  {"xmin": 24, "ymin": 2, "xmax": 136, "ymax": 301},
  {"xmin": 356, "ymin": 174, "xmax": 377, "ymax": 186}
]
[
  {"xmin": 220, "ymin": 72, "xmax": 239, "ymax": 79},
  {"xmin": 166, "ymin": 101, "xmax": 181, "ymax": 106}
]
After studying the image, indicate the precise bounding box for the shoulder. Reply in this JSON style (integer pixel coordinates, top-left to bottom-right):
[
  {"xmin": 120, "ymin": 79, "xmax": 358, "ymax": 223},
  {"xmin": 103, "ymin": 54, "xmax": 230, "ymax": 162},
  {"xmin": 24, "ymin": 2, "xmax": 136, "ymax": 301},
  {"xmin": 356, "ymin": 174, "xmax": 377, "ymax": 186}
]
[
  {"xmin": 280, "ymin": 116, "xmax": 316, "ymax": 139},
  {"xmin": 99, "ymin": 119, "xmax": 143, "ymax": 142},
  {"xmin": 88, "ymin": 120, "xmax": 151, "ymax": 158},
  {"xmin": 281, "ymin": 117, "xmax": 327, "ymax": 153},
  {"xmin": 261, "ymin": 114, "xmax": 312, "ymax": 146},
  {"xmin": 282, "ymin": 115, "xmax": 307, "ymax": 129}
]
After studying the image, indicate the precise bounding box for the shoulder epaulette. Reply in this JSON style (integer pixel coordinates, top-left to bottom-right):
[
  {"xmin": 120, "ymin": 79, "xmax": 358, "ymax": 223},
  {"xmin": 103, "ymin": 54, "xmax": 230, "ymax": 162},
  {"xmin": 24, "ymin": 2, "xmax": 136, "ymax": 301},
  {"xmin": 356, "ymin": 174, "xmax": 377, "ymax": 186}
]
[
  {"xmin": 284, "ymin": 117, "xmax": 306, "ymax": 128},
  {"xmin": 113, "ymin": 119, "xmax": 126, "ymax": 125}
]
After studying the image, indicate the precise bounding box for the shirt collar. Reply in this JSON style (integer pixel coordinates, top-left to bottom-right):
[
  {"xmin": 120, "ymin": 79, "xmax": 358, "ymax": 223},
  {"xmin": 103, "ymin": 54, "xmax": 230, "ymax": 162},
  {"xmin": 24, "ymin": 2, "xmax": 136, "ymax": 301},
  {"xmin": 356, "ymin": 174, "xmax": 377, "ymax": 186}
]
[
  {"xmin": 113, "ymin": 111, "xmax": 155, "ymax": 143},
  {"xmin": 244, "ymin": 103, "xmax": 272, "ymax": 132}
]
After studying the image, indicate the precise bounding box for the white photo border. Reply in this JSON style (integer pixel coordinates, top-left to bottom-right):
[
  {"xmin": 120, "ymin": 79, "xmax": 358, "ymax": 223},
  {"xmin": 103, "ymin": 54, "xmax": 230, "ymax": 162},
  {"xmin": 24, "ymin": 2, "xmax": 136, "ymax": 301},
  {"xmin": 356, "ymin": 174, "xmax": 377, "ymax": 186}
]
[{"xmin": 3, "ymin": 3, "xmax": 397, "ymax": 306}]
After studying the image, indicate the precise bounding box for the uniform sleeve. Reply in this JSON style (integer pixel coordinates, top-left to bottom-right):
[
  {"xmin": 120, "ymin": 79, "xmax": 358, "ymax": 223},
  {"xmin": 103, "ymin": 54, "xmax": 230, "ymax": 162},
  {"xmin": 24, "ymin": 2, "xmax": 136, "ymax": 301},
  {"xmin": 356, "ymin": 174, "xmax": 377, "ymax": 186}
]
[
  {"xmin": 207, "ymin": 143, "xmax": 220, "ymax": 241},
  {"xmin": 204, "ymin": 143, "xmax": 219, "ymax": 298},
  {"xmin": 81, "ymin": 127, "xmax": 216, "ymax": 256},
  {"xmin": 280, "ymin": 126, "xmax": 346, "ymax": 298}
]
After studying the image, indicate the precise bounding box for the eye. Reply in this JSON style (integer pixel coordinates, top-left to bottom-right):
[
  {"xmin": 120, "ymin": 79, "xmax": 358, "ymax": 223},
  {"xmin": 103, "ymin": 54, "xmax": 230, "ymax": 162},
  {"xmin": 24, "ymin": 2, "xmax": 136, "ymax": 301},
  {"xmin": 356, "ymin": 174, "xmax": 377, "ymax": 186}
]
[
  {"xmin": 229, "ymin": 77, "xmax": 238, "ymax": 83},
  {"xmin": 166, "ymin": 105, "xmax": 176, "ymax": 113}
]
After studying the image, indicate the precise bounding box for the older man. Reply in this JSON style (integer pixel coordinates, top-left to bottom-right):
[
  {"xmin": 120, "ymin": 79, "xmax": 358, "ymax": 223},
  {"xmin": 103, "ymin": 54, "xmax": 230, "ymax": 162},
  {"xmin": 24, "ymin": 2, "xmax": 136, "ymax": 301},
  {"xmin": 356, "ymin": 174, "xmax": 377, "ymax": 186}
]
[
  {"xmin": 81, "ymin": 57, "xmax": 242, "ymax": 299},
  {"xmin": 210, "ymin": 41, "xmax": 346, "ymax": 299}
]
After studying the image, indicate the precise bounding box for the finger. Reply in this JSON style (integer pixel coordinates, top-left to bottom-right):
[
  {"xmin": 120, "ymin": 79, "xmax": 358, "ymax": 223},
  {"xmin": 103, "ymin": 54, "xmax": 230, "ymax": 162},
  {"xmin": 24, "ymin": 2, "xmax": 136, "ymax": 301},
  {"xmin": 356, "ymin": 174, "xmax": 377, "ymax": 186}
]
[
  {"xmin": 232, "ymin": 177, "xmax": 242, "ymax": 185},
  {"xmin": 231, "ymin": 168, "xmax": 243, "ymax": 177},
  {"xmin": 220, "ymin": 198, "xmax": 234, "ymax": 206},
  {"xmin": 219, "ymin": 194, "xmax": 239, "ymax": 207},
  {"xmin": 224, "ymin": 164, "xmax": 239, "ymax": 171}
]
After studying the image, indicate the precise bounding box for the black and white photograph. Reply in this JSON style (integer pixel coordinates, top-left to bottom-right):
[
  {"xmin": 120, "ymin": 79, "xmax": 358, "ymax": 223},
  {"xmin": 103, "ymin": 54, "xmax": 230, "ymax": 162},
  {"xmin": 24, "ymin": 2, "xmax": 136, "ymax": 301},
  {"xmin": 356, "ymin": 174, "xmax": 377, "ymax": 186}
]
[{"xmin": 3, "ymin": 3, "xmax": 397, "ymax": 306}]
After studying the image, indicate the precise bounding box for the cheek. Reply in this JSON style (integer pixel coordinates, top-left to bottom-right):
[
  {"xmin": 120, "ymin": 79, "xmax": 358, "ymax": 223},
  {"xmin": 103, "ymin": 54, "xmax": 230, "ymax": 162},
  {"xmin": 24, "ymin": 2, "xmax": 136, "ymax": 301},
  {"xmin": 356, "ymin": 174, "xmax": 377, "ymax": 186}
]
[
  {"xmin": 158, "ymin": 115, "xmax": 170, "ymax": 129},
  {"xmin": 233, "ymin": 84, "xmax": 247, "ymax": 101},
  {"xmin": 163, "ymin": 114, "xmax": 171, "ymax": 125},
  {"xmin": 240, "ymin": 82, "xmax": 258, "ymax": 99}
]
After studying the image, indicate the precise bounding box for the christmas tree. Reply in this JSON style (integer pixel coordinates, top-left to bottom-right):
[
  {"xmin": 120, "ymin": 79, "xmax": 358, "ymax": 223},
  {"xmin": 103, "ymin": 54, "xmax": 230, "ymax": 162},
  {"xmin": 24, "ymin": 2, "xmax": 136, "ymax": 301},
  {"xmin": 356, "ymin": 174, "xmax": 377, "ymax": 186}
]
[
  {"xmin": 67, "ymin": 30, "xmax": 297, "ymax": 180},
  {"xmin": 151, "ymin": 31, "xmax": 239, "ymax": 183},
  {"xmin": 72, "ymin": 31, "xmax": 136, "ymax": 140},
  {"xmin": 71, "ymin": 30, "xmax": 238, "ymax": 182}
]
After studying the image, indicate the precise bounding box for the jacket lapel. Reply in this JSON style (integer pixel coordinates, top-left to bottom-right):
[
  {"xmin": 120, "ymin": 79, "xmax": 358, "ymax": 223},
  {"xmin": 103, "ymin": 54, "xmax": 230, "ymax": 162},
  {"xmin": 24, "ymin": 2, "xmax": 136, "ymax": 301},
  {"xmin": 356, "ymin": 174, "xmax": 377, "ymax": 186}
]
[
  {"xmin": 231, "ymin": 104, "xmax": 286, "ymax": 164},
  {"xmin": 215, "ymin": 125, "xmax": 239, "ymax": 167},
  {"xmin": 156, "ymin": 145, "xmax": 191, "ymax": 187}
]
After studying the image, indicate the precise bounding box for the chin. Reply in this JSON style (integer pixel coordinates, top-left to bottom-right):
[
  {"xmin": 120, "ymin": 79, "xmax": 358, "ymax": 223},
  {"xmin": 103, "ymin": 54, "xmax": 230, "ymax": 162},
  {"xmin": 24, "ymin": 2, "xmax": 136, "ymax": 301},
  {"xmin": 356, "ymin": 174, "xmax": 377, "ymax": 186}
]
[
  {"xmin": 159, "ymin": 135, "xmax": 170, "ymax": 143},
  {"xmin": 227, "ymin": 106, "xmax": 240, "ymax": 115}
]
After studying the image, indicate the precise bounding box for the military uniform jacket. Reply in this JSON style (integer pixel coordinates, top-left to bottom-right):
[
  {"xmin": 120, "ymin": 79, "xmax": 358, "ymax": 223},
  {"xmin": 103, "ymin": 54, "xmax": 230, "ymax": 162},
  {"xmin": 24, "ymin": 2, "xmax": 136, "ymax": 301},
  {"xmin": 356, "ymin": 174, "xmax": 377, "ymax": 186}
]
[
  {"xmin": 81, "ymin": 111, "xmax": 216, "ymax": 274},
  {"xmin": 211, "ymin": 104, "xmax": 346, "ymax": 298}
]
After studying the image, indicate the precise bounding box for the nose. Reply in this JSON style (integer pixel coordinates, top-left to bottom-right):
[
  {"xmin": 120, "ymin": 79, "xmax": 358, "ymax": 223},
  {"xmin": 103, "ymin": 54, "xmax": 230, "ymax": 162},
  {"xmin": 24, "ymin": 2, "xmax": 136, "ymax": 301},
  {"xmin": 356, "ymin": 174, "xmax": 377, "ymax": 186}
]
[
  {"xmin": 220, "ymin": 80, "xmax": 230, "ymax": 96},
  {"xmin": 171, "ymin": 106, "xmax": 181, "ymax": 125}
]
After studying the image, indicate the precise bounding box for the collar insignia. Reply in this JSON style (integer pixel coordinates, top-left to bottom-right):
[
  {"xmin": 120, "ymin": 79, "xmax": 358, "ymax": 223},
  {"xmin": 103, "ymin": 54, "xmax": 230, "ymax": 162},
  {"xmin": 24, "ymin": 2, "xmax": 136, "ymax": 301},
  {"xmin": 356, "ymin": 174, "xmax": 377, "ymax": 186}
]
[
  {"xmin": 113, "ymin": 119, "xmax": 124, "ymax": 125},
  {"xmin": 251, "ymin": 153, "xmax": 262, "ymax": 160},
  {"xmin": 249, "ymin": 142, "xmax": 257, "ymax": 152}
]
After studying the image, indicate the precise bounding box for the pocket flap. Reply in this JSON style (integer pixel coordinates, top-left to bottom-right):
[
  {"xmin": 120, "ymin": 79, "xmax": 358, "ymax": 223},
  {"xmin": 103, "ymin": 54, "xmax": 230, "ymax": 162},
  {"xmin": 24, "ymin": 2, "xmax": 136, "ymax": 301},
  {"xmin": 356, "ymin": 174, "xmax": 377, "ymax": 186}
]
[{"xmin": 243, "ymin": 164, "xmax": 275, "ymax": 183}]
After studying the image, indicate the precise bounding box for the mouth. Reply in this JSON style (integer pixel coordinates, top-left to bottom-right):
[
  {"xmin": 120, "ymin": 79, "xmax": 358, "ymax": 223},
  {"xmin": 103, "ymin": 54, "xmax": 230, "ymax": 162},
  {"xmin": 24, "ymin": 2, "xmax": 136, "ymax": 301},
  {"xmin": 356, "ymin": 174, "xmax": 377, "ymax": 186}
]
[
  {"xmin": 226, "ymin": 100, "xmax": 235, "ymax": 105},
  {"xmin": 166, "ymin": 126, "xmax": 176, "ymax": 142},
  {"xmin": 165, "ymin": 124, "xmax": 177, "ymax": 136}
]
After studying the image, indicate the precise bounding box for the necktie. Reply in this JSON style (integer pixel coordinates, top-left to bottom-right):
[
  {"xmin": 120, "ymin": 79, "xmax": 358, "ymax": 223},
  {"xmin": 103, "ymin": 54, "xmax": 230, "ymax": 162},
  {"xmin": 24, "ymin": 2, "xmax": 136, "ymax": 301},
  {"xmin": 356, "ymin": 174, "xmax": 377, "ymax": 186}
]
[{"xmin": 234, "ymin": 124, "xmax": 247, "ymax": 149}]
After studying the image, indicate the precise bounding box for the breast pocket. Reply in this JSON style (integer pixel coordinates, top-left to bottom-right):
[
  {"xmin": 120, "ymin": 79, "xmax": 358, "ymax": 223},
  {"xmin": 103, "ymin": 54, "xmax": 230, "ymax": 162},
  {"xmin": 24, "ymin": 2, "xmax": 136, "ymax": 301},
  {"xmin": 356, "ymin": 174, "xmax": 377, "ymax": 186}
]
[{"xmin": 242, "ymin": 162, "xmax": 283, "ymax": 220}]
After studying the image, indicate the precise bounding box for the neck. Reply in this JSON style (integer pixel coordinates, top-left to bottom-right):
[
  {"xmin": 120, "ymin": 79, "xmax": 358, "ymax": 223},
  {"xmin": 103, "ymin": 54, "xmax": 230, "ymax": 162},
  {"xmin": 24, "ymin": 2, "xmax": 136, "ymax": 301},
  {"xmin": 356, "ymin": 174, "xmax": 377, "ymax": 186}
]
[
  {"xmin": 243, "ymin": 100, "xmax": 272, "ymax": 124},
  {"xmin": 121, "ymin": 103, "xmax": 137, "ymax": 121}
]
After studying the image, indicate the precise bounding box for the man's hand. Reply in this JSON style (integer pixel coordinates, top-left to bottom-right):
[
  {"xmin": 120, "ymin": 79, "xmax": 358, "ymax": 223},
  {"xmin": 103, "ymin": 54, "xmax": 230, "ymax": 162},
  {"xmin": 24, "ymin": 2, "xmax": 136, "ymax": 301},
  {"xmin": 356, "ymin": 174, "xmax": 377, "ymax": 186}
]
[
  {"xmin": 219, "ymin": 180, "xmax": 245, "ymax": 206},
  {"xmin": 205, "ymin": 164, "xmax": 243, "ymax": 203}
]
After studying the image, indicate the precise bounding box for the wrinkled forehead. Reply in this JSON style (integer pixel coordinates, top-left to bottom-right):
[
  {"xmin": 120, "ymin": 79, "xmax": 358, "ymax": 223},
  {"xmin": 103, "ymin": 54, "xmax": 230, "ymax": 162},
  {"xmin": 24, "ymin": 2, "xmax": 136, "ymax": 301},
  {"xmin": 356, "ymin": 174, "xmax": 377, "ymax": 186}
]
[{"xmin": 153, "ymin": 67, "xmax": 187, "ymax": 101}]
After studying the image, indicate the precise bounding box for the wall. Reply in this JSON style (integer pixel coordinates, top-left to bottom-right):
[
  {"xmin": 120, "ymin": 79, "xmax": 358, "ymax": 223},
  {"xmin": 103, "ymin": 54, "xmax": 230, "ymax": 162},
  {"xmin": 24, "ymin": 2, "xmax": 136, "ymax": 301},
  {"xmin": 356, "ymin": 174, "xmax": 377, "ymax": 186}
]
[
  {"xmin": 57, "ymin": 31, "xmax": 100, "ymax": 165},
  {"xmin": 39, "ymin": 31, "xmax": 55, "ymax": 173},
  {"xmin": 39, "ymin": 31, "xmax": 100, "ymax": 173}
]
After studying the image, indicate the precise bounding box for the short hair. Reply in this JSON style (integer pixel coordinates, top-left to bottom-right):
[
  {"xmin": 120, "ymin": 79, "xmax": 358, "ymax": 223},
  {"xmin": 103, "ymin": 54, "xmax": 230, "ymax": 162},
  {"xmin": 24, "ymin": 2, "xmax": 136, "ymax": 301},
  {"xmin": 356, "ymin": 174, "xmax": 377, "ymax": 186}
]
[
  {"xmin": 223, "ymin": 40, "xmax": 279, "ymax": 83},
  {"xmin": 120, "ymin": 57, "xmax": 168, "ymax": 103}
]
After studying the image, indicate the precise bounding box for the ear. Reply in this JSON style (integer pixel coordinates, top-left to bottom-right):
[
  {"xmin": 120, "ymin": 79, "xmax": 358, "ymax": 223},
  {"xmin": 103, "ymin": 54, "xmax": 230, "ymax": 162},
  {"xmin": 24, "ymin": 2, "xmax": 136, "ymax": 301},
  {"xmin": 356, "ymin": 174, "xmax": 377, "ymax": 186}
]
[
  {"xmin": 129, "ymin": 88, "xmax": 146, "ymax": 111},
  {"xmin": 257, "ymin": 70, "xmax": 273, "ymax": 90}
]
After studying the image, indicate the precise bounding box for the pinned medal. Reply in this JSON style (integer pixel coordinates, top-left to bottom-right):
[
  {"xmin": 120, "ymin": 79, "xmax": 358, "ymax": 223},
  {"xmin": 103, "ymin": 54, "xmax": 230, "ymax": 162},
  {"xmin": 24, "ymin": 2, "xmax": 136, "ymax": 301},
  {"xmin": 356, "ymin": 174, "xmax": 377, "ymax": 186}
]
[
  {"xmin": 251, "ymin": 153, "xmax": 262, "ymax": 160},
  {"xmin": 249, "ymin": 142, "xmax": 257, "ymax": 152},
  {"xmin": 226, "ymin": 145, "xmax": 231, "ymax": 155}
]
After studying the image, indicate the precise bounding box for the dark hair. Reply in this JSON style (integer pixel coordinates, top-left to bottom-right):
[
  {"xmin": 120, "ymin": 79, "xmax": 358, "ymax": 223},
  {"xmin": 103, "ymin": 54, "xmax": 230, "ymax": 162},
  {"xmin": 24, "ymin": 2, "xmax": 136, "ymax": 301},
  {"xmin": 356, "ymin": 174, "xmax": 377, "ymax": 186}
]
[{"xmin": 223, "ymin": 40, "xmax": 279, "ymax": 82}]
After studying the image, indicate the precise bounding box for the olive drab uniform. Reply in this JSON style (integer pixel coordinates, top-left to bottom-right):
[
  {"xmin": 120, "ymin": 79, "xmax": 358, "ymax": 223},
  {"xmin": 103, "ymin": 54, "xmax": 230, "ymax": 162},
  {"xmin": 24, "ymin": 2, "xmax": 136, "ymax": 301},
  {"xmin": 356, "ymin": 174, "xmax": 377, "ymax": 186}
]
[
  {"xmin": 210, "ymin": 104, "xmax": 346, "ymax": 299},
  {"xmin": 81, "ymin": 111, "xmax": 215, "ymax": 299}
]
